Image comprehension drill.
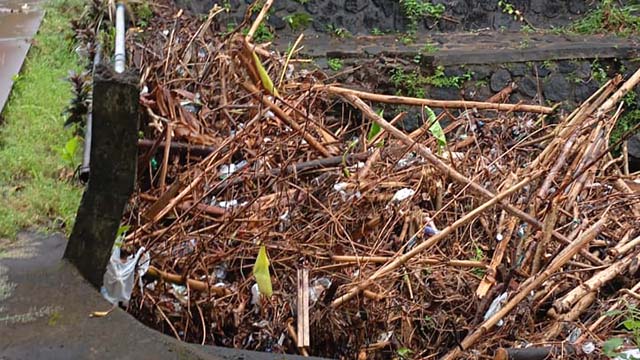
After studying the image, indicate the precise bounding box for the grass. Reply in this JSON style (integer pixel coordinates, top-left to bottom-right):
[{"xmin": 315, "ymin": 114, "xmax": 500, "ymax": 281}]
[
  {"xmin": 0, "ymin": 0, "xmax": 84, "ymax": 239},
  {"xmin": 567, "ymin": 0, "xmax": 640, "ymax": 36}
]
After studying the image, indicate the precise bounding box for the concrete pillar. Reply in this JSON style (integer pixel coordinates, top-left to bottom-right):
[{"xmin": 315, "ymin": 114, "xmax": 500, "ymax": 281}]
[{"xmin": 64, "ymin": 64, "xmax": 139, "ymax": 288}]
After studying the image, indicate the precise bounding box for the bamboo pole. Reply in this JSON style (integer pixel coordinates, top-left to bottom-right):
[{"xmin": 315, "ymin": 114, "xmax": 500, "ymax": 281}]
[
  {"xmin": 330, "ymin": 173, "xmax": 537, "ymax": 308},
  {"xmin": 316, "ymin": 85, "xmax": 554, "ymax": 114},
  {"xmin": 243, "ymin": 82, "xmax": 331, "ymax": 157},
  {"xmin": 341, "ymin": 93, "xmax": 603, "ymax": 266}
]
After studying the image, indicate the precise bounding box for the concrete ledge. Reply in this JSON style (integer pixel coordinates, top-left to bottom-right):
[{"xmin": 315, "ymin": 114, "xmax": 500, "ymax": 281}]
[{"xmin": 0, "ymin": 232, "xmax": 315, "ymax": 360}]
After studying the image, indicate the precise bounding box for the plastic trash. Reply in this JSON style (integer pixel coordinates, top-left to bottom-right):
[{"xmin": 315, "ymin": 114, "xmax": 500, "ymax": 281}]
[
  {"xmin": 581, "ymin": 342, "xmax": 595, "ymax": 354},
  {"xmin": 101, "ymin": 246, "xmax": 147, "ymax": 305},
  {"xmin": 391, "ymin": 188, "xmax": 415, "ymax": 203},
  {"xmin": 484, "ymin": 292, "xmax": 509, "ymax": 327},
  {"xmin": 309, "ymin": 277, "xmax": 332, "ymax": 304},
  {"xmin": 218, "ymin": 160, "xmax": 248, "ymax": 179},
  {"xmin": 333, "ymin": 182, "xmax": 361, "ymax": 201},
  {"xmin": 614, "ymin": 349, "xmax": 640, "ymax": 360}
]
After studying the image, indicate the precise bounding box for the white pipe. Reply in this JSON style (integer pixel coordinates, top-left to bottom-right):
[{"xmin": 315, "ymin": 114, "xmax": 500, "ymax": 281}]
[{"xmin": 114, "ymin": 3, "xmax": 126, "ymax": 73}]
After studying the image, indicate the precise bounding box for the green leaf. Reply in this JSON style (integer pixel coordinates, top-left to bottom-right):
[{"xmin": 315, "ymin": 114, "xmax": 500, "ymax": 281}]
[
  {"xmin": 252, "ymin": 52, "xmax": 279, "ymax": 97},
  {"xmin": 253, "ymin": 245, "xmax": 273, "ymax": 297},
  {"xmin": 367, "ymin": 122, "xmax": 381, "ymax": 141},
  {"xmin": 623, "ymin": 319, "xmax": 640, "ymax": 331},
  {"xmin": 60, "ymin": 136, "xmax": 80, "ymax": 167},
  {"xmin": 602, "ymin": 337, "xmax": 624, "ymax": 357},
  {"xmin": 397, "ymin": 347, "xmax": 413, "ymax": 358},
  {"xmin": 426, "ymin": 106, "xmax": 446, "ymax": 150}
]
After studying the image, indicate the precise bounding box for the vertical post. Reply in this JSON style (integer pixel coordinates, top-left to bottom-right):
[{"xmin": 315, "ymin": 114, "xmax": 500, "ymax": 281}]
[
  {"xmin": 114, "ymin": 3, "xmax": 126, "ymax": 74},
  {"xmin": 64, "ymin": 64, "xmax": 139, "ymax": 288}
]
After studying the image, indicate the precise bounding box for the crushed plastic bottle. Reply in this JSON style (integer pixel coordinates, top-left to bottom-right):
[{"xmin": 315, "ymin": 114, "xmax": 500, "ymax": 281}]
[
  {"xmin": 218, "ymin": 160, "xmax": 248, "ymax": 179},
  {"xmin": 484, "ymin": 292, "xmax": 509, "ymax": 327},
  {"xmin": 309, "ymin": 277, "xmax": 332, "ymax": 304},
  {"xmin": 391, "ymin": 188, "xmax": 415, "ymax": 203}
]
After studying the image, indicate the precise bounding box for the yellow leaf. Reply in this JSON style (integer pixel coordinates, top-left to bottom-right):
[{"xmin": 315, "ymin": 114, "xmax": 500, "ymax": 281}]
[
  {"xmin": 253, "ymin": 245, "xmax": 273, "ymax": 297},
  {"xmin": 252, "ymin": 51, "xmax": 279, "ymax": 97}
]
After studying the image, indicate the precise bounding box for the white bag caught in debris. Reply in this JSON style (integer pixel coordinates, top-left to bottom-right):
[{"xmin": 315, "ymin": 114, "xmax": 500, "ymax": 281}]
[{"xmin": 101, "ymin": 246, "xmax": 147, "ymax": 305}]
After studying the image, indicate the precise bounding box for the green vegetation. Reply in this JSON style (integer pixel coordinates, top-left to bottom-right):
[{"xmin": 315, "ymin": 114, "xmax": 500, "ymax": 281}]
[
  {"xmin": 399, "ymin": 0, "xmax": 445, "ymax": 33},
  {"xmin": 390, "ymin": 66, "xmax": 472, "ymax": 98},
  {"xmin": 591, "ymin": 59, "xmax": 609, "ymax": 84},
  {"xmin": 567, "ymin": 0, "xmax": 640, "ymax": 36},
  {"xmin": 371, "ymin": 27, "xmax": 383, "ymax": 35},
  {"xmin": 283, "ymin": 12, "xmax": 313, "ymax": 31},
  {"xmin": 498, "ymin": 0, "xmax": 524, "ymax": 22},
  {"xmin": 326, "ymin": 24, "xmax": 350, "ymax": 38},
  {"xmin": 422, "ymin": 43, "xmax": 438, "ymax": 53},
  {"xmin": 603, "ymin": 303, "xmax": 640, "ymax": 358},
  {"xmin": 327, "ymin": 58, "xmax": 344, "ymax": 71},
  {"xmin": 0, "ymin": 0, "xmax": 84, "ymax": 239},
  {"xmin": 132, "ymin": 0, "xmax": 153, "ymax": 28},
  {"xmin": 242, "ymin": 23, "xmax": 274, "ymax": 43}
]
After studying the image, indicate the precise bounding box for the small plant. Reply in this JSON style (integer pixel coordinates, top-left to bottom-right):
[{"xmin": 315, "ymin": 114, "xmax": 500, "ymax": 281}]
[
  {"xmin": 426, "ymin": 65, "xmax": 472, "ymax": 88},
  {"xmin": 133, "ymin": 1, "xmax": 153, "ymax": 28},
  {"xmin": 59, "ymin": 136, "xmax": 81, "ymax": 169},
  {"xmin": 371, "ymin": 27, "xmax": 383, "ymax": 35},
  {"xmin": 518, "ymin": 38, "xmax": 530, "ymax": 49},
  {"xmin": 222, "ymin": 0, "xmax": 231, "ymax": 12},
  {"xmin": 397, "ymin": 347, "xmax": 414, "ymax": 359},
  {"xmin": 400, "ymin": 0, "xmax": 445, "ymax": 33},
  {"xmin": 242, "ymin": 23, "xmax": 274, "ymax": 43},
  {"xmin": 283, "ymin": 12, "xmax": 313, "ymax": 31},
  {"xmin": 567, "ymin": 0, "xmax": 640, "ymax": 36},
  {"xmin": 498, "ymin": 0, "xmax": 524, "ymax": 21},
  {"xmin": 521, "ymin": 24, "xmax": 535, "ymax": 33},
  {"xmin": 327, "ymin": 24, "xmax": 350, "ymax": 38},
  {"xmin": 471, "ymin": 245, "xmax": 486, "ymax": 276},
  {"xmin": 592, "ymin": 59, "xmax": 609, "ymax": 84},
  {"xmin": 293, "ymin": 0, "xmax": 309, "ymax": 4},
  {"xmin": 327, "ymin": 58, "xmax": 343, "ymax": 71},
  {"xmin": 422, "ymin": 43, "xmax": 438, "ymax": 53},
  {"xmin": 400, "ymin": 33, "xmax": 415, "ymax": 45},
  {"xmin": 390, "ymin": 68, "xmax": 426, "ymax": 98},
  {"xmin": 602, "ymin": 303, "xmax": 640, "ymax": 358}
]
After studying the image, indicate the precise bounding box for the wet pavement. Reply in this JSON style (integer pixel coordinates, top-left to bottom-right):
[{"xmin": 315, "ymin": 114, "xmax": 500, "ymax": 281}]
[{"xmin": 0, "ymin": 0, "xmax": 43, "ymax": 112}]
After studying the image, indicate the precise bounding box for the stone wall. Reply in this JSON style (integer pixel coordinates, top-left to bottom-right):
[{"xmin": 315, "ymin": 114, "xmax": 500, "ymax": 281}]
[{"xmin": 177, "ymin": 0, "xmax": 615, "ymax": 35}]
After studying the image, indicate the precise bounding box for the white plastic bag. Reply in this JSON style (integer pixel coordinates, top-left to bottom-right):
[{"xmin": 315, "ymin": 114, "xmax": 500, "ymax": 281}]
[{"xmin": 101, "ymin": 246, "xmax": 146, "ymax": 305}]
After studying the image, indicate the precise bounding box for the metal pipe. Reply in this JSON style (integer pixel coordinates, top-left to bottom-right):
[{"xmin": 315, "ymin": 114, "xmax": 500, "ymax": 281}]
[
  {"xmin": 79, "ymin": 43, "xmax": 102, "ymax": 183},
  {"xmin": 114, "ymin": 3, "xmax": 126, "ymax": 73}
]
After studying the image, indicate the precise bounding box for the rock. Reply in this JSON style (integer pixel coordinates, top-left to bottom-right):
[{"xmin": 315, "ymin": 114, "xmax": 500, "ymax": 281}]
[
  {"xmin": 533, "ymin": 63, "xmax": 551, "ymax": 77},
  {"xmin": 469, "ymin": 65, "xmax": 491, "ymax": 80},
  {"xmin": 542, "ymin": 1, "xmax": 563, "ymax": 18},
  {"xmin": 509, "ymin": 63, "xmax": 527, "ymax": 77},
  {"xmin": 273, "ymin": 1, "xmax": 286, "ymax": 12},
  {"xmin": 429, "ymin": 86, "xmax": 460, "ymax": 100},
  {"xmin": 574, "ymin": 80, "xmax": 600, "ymax": 103},
  {"xmin": 463, "ymin": 83, "xmax": 492, "ymax": 101},
  {"xmin": 267, "ymin": 16, "xmax": 286, "ymax": 31},
  {"xmin": 345, "ymin": 0, "xmax": 368, "ymax": 14},
  {"xmin": 575, "ymin": 61, "xmax": 592, "ymax": 80},
  {"xmin": 542, "ymin": 74, "xmax": 571, "ymax": 102},
  {"xmin": 491, "ymin": 69, "xmax": 512, "ymax": 92},
  {"xmin": 444, "ymin": 66, "xmax": 465, "ymax": 78},
  {"xmin": 558, "ymin": 60, "xmax": 578, "ymax": 74},
  {"xmin": 517, "ymin": 76, "xmax": 538, "ymax": 98},
  {"xmin": 568, "ymin": 1, "xmax": 588, "ymax": 15}
]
